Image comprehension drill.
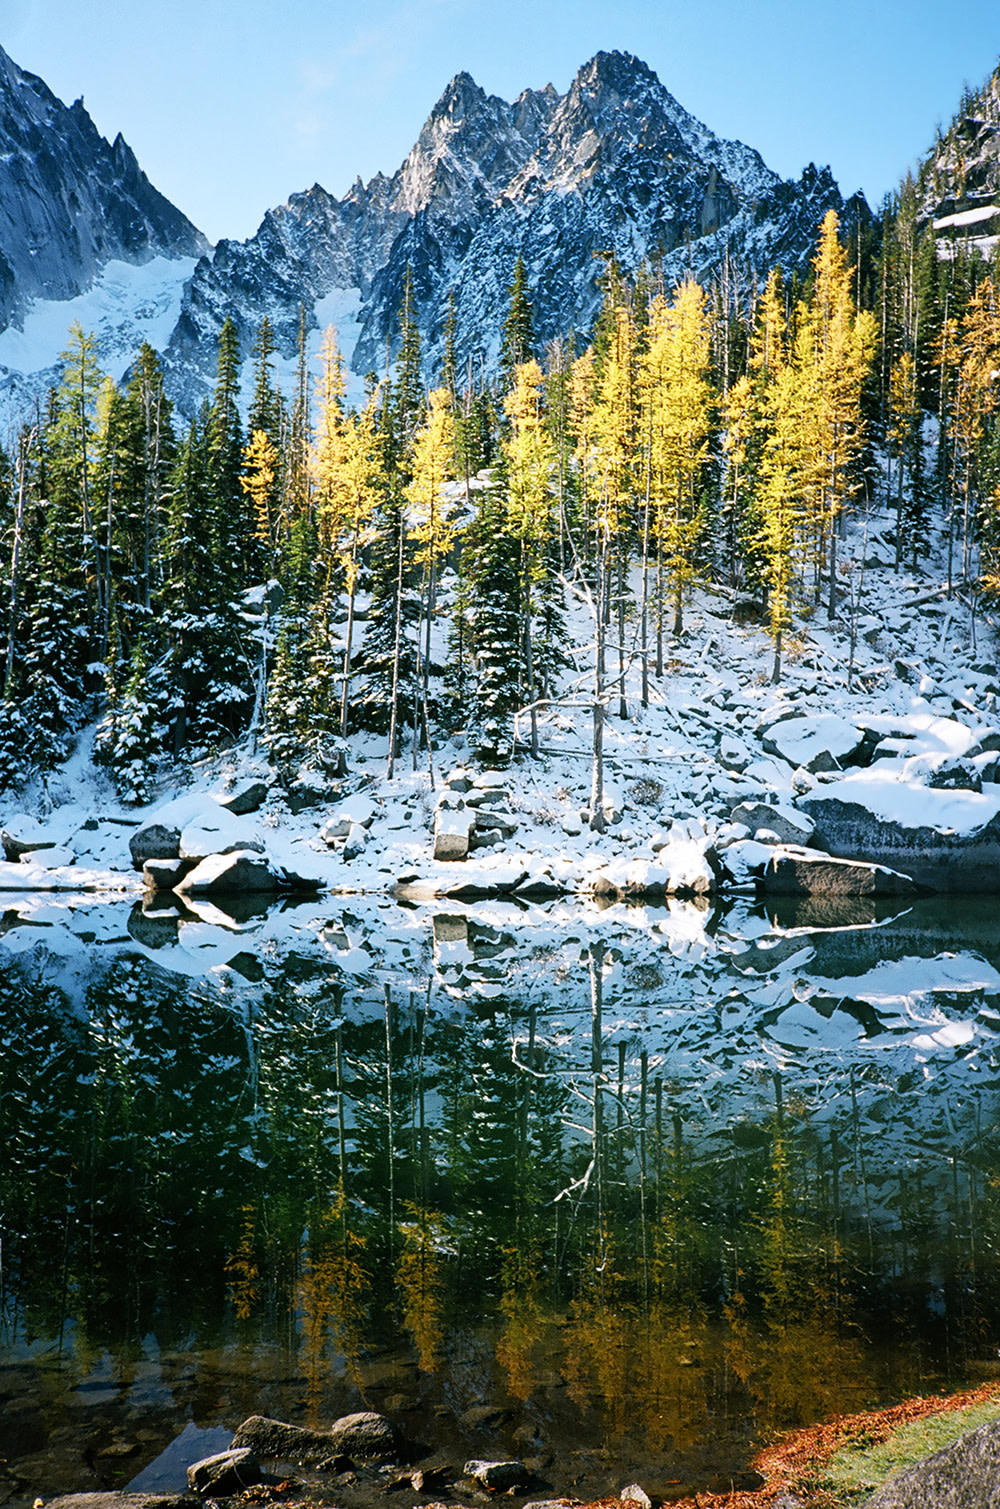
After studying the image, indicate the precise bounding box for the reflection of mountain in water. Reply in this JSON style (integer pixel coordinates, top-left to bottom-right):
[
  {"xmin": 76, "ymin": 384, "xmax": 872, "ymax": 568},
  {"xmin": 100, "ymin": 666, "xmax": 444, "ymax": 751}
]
[{"xmin": 1, "ymin": 895, "xmax": 1000, "ymax": 1506}]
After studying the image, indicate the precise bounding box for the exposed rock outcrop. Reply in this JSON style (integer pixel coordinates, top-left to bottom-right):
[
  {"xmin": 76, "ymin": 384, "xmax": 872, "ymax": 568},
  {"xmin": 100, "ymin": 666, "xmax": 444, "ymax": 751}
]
[
  {"xmin": 0, "ymin": 43, "xmax": 207, "ymax": 331},
  {"xmin": 860, "ymin": 1416, "xmax": 1000, "ymax": 1509},
  {"xmin": 799, "ymin": 775, "xmax": 1000, "ymax": 891}
]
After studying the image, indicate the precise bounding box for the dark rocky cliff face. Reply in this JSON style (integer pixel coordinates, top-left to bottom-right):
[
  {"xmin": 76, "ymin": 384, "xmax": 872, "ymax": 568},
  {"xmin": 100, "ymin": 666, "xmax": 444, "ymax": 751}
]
[
  {"xmin": 161, "ymin": 50, "xmax": 866, "ymax": 413},
  {"xmin": 916, "ymin": 69, "xmax": 1000, "ymax": 258},
  {"xmin": 0, "ymin": 43, "xmax": 208, "ymax": 329}
]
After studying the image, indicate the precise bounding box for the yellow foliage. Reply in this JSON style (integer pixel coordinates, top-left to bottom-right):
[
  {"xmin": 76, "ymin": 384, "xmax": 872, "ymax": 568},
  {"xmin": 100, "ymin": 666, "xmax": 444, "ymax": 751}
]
[
  {"xmin": 406, "ymin": 387, "xmax": 457, "ymax": 570},
  {"xmin": 240, "ymin": 429, "xmax": 281, "ymax": 548},
  {"xmin": 225, "ymin": 1203, "xmax": 263, "ymax": 1321},
  {"xmin": 396, "ymin": 1203, "xmax": 447, "ymax": 1373}
]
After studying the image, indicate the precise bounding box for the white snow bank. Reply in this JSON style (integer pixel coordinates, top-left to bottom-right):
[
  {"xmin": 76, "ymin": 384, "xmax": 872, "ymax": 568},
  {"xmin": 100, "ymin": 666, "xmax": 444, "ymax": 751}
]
[
  {"xmin": 0, "ymin": 256, "xmax": 198, "ymax": 379},
  {"xmin": 860, "ymin": 713, "xmax": 979, "ymax": 757},
  {"xmin": 805, "ymin": 766, "xmax": 1000, "ymax": 835},
  {"xmin": 0, "ymin": 860, "xmax": 139, "ymax": 893},
  {"xmin": 933, "ymin": 205, "xmax": 1000, "ymax": 231},
  {"xmin": 765, "ymin": 714, "xmax": 864, "ymax": 768}
]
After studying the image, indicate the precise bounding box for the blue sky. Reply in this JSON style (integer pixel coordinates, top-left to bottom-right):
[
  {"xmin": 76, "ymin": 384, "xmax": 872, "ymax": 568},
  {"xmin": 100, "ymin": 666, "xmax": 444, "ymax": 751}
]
[{"xmin": 3, "ymin": 0, "xmax": 999, "ymax": 244}]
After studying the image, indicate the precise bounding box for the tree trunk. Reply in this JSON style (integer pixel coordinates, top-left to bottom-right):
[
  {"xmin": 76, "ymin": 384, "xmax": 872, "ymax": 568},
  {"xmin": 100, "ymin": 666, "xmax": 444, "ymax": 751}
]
[
  {"xmin": 589, "ymin": 543, "xmax": 606, "ymax": 833},
  {"xmin": 4, "ymin": 429, "xmax": 33, "ymax": 697},
  {"xmin": 387, "ymin": 513, "xmax": 405, "ymax": 779},
  {"xmin": 339, "ymin": 532, "xmax": 360, "ymax": 739}
]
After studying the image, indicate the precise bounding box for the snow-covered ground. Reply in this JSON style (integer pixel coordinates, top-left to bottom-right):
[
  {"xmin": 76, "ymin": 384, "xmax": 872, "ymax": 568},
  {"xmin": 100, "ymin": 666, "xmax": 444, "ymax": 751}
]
[
  {"xmin": 3, "ymin": 486, "xmax": 999, "ymax": 909},
  {"xmin": 0, "ymin": 255, "xmax": 200, "ymax": 439}
]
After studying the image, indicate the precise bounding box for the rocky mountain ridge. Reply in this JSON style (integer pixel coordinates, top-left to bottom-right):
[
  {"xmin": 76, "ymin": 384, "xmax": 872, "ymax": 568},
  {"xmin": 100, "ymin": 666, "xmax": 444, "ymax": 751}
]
[
  {"xmin": 0, "ymin": 42, "xmax": 208, "ymax": 332},
  {"xmin": 0, "ymin": 45, "xmax": 868, "ymax": 419},
  {"xmin": 164, "ymin": 49, "xmax": 868, "ymax": 412},
  {"xmin": 916, "ymin": 66, "xmax": 1000, "ymax": 258}
]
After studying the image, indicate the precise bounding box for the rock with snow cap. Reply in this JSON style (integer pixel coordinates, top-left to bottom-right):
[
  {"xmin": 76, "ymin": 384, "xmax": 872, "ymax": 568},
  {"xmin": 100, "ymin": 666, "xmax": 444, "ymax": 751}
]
[
  {"xmin": 129, "ymin": 821, "xmax": 182, "ymax": 870},
  {"xmin": 434, "ymin": 803, "xmax": 475, "ymax": 861},
  {"xmin": 762, "ymin": 714, "xmax": 867, "ymax": 774},
  {"xmin": 322, "ymin": 793, "xmax": 378, "ymax": 842},
  {"xmin": 730, "ymin": 800, "xmax": 814, "ymax": 846},
  {"xmin": 179, "ymin": 808, "xmax": 266, "ymax": 861},
  {"xmin": 761, "ymin": 846, "xmax": 918, "ymax": 897},
  {"xmin": 18, "ymin": 843, "xmax": 76, "ymax": 868},
  {"xmin": 175, "ymin": 851, "xmax": 282, "ymax": 896},
  {"xmin": 473, "ymin": 808, "xmax": 519, "ymax": 839},
  {"xmin": 799, "ymin": 770, "xmax": 1000, "ymax": 891},
  {"xmin": 1, "ymin": 814, "xmax": 58, "ymax": 862},
  {"xmin": 473, "ymin": 770, "xmax": 510, "ymax": 791},
  {"xmin": 342, "ymin": 823, "xmax": 368, "ymax": 859},
  {"xmin": 216, "ymin": 780, "xmax": 270, "ymax": 815}
]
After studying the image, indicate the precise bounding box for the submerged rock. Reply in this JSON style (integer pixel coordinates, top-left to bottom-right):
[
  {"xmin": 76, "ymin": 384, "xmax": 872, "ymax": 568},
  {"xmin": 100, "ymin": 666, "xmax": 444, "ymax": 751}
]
[{"xmin": 44, "ymin": 1498, "xmax": 194, "ymax": 1509}]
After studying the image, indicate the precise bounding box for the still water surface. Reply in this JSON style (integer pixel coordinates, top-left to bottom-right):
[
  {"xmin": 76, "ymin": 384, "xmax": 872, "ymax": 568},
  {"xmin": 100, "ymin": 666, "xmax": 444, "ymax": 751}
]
[{"xmin": 2, "ymin": 890, "xmax": 1000, "ymax": 1504}]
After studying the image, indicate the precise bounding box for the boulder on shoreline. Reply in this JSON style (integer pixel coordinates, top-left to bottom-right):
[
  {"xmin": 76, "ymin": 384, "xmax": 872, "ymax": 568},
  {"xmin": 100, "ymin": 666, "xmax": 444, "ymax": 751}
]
[
  {"xmin": 762, "ymin": 848, "xmax": 918, "ymax": 898},
  {"xmin": 187, "ymin": 1448, "xmax": 260, "ymax": 1495},
  {"xmin": 232, "ymin": 1410, "xmax": 402, "ymax": 1465},
  {"xmin": 800, "ymin": 772, "xmax": 1000, "ymax": 891}
]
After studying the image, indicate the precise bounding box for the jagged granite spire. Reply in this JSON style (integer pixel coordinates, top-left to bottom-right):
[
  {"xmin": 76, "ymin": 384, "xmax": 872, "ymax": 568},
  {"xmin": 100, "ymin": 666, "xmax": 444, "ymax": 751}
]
[
  {"xmin": 0, "ymin": 42, "xmax": 208, "ymax": 329},
  {"xmin": 151, "ymin": 49, "xmax": 865, "ymax": 413}
]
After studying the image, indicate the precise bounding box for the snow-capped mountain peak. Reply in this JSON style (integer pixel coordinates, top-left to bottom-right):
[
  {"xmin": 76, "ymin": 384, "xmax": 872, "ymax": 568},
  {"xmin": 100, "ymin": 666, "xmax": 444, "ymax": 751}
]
[{"xmin": 0, "ymin": 45, "xmax": 866, "ymax": 422}]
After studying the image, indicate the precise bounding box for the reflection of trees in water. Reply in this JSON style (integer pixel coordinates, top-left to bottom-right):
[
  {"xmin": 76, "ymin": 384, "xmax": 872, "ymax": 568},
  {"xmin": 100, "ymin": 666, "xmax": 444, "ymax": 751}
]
[{"xmin": 3, "ymin": 944, "xmax": 1000, "ymax": 1444}]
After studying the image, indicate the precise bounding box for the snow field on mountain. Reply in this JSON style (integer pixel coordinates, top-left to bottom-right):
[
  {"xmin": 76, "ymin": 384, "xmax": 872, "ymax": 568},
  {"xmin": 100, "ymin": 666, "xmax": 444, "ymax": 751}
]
[{"xmin": 0, "ymin": 255, "xmax": 199, "ymax": 438}]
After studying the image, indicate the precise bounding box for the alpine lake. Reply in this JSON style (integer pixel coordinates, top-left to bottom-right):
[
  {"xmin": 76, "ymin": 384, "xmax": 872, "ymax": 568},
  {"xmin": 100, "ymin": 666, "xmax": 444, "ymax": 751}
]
[{"xmin": 3, "ymin": 884, "xmax": 1000, "ymax": 1507}]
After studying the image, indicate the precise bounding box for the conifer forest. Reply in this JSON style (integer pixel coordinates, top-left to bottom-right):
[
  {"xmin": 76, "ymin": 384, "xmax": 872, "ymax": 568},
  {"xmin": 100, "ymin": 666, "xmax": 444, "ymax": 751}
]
[{"xmin": 4, "ymin": 109, "xmax": 1000, "ymax": 800}]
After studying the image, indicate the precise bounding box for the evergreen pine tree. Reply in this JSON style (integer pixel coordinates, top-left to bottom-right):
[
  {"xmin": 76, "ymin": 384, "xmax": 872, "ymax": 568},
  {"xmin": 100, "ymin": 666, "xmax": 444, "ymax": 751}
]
[
  {"xmin": 465, "ymin": 487, "xmax": 522, "ymax": 767},
  {"xmin": 499, "ymin": 255, "xmax": 535, "ymax": 392}
]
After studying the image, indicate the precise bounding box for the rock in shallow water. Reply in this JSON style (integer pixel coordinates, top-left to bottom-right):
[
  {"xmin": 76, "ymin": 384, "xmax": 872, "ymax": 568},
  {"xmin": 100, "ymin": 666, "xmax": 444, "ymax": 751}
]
[
  {"xmin": 44, "ymin": 1497, "xmax": 194, "ymax": 1509},
  {"xmin": 464, "ymin": 1459, "xmax": 529, "ymax": 1490},
  {"xmin": 232, "ymin": 1411, "xmax": 401, "ymax": 1464},
  {"xmin": 187, "ymin": 1448, "xmax": 260, "ymax": 1495}
]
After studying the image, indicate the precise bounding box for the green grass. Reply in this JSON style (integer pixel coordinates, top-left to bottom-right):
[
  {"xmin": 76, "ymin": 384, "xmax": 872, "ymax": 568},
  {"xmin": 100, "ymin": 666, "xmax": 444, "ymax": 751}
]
[{"xmin": 820, "ymin": 1398, "xmax": 1000, "ymax": 1499}]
